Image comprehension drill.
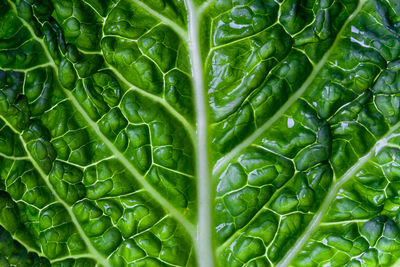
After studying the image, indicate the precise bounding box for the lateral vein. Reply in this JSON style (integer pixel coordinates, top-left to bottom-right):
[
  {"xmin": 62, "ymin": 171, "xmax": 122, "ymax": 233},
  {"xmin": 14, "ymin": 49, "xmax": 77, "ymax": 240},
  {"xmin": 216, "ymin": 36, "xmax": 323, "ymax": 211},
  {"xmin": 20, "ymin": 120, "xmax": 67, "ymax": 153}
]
[{"xmin": 127, "ymin": 0, "xmax": 188, "ymax": 41}]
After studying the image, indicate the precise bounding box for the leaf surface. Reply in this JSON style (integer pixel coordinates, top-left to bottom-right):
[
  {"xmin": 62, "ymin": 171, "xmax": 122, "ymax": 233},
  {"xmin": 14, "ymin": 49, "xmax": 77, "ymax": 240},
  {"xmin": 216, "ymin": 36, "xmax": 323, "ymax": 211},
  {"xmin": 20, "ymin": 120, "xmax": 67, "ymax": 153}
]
[{"xmin": 1, "ymin": 0, "xmax": 400, "ymax": 266}]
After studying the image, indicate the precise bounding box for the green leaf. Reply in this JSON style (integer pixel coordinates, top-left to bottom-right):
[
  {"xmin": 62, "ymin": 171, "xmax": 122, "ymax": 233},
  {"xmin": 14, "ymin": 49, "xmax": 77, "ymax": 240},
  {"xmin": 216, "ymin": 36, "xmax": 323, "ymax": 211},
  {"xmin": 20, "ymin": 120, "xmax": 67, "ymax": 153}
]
[{"xmin": 1, "ymin": 0, "xmax": 400, "ymax": 266}]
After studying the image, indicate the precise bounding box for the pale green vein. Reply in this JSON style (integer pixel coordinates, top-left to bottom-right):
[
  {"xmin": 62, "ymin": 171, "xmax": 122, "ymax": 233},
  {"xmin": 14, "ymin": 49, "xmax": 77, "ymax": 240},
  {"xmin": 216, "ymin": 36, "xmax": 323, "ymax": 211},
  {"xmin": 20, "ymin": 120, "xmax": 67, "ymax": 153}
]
[
  {"xmin": 0, "ymin": 63, "xmax": 52, "ymax": 73},
  {"xmin": 0, "ymin": 151, "xmax": 29, "ymax": 161},
  {"xmin": 276, "ymin": 116, "xmax": 400, "ymax": 267},
  {"xmin": 0, "ymin": 118, "xmax": 19, "ymax": 139},
  {"xmin": 320, "ymin": 219, "xmax": 370, "ymax": 226},
  {"xmin": 153, "ymin": 163, "xmax": 195, "ymax": 178},
  {"xmin": 0, "ymin": 115, "xmax": 109, "ymax": 266},
  {"xmin": 212, "ymin": 0, "xmax": 367, "ymax": 179},
  {"xmin": 81, "ymin": 0, "xmax": 104, "ymax": 19},
  {"xmin": 127, "ymin": 0, "xmax": 187, "ymax": 41},
  {"xmin": 186, "ymin": 1, "xmax": 215, "ymax": 267},
  {"xmin": 50, "ymin": 254, "xmax": 107, "ymax": 263}
]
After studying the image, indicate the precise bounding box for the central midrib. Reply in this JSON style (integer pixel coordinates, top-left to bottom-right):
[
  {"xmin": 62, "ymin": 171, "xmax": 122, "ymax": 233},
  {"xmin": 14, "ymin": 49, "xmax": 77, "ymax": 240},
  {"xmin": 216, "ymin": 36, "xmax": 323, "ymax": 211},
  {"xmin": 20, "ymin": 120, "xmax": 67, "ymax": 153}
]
[{"xmin": 186, "ymin": 1, "xmax": 216, "ymax": 267}]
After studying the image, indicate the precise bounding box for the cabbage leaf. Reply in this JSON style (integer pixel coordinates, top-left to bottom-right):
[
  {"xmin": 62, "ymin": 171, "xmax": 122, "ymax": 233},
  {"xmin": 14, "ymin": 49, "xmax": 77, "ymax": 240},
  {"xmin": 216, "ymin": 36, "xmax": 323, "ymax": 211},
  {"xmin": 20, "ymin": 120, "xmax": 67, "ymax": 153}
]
[{"xmin": 1, "ymin": 0, "xmax": 400, "ymax": 266}]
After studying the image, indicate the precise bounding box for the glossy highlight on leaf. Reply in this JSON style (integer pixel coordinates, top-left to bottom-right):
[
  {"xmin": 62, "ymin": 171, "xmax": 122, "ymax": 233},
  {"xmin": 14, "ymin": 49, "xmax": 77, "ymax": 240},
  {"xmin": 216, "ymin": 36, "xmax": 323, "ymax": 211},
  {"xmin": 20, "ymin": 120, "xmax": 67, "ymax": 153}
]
[{"xmin": 1, "ymin": 0, "xmax": 400, "ymax": 266}]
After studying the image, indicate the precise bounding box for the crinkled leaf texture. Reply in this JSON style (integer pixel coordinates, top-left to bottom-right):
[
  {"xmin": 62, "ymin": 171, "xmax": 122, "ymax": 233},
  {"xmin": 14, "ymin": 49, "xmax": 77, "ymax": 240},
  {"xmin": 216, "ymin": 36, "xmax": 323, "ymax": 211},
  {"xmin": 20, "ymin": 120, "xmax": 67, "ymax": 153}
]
[{"xmin": 1, "ymin": 0, "xmax": 400, "ymax": 266}]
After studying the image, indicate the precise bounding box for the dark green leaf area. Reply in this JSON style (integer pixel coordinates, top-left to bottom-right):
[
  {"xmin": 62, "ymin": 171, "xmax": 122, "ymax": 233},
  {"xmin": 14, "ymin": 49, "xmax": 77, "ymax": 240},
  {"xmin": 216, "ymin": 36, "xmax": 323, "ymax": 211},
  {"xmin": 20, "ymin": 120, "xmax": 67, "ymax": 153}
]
[
  {"xmin": 0, "ymin": 225, "xmax": 50, "ymax": 267},
  {"xmin": 52, "ymin": 0, "xmax": 103, "ymax": 51}
]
